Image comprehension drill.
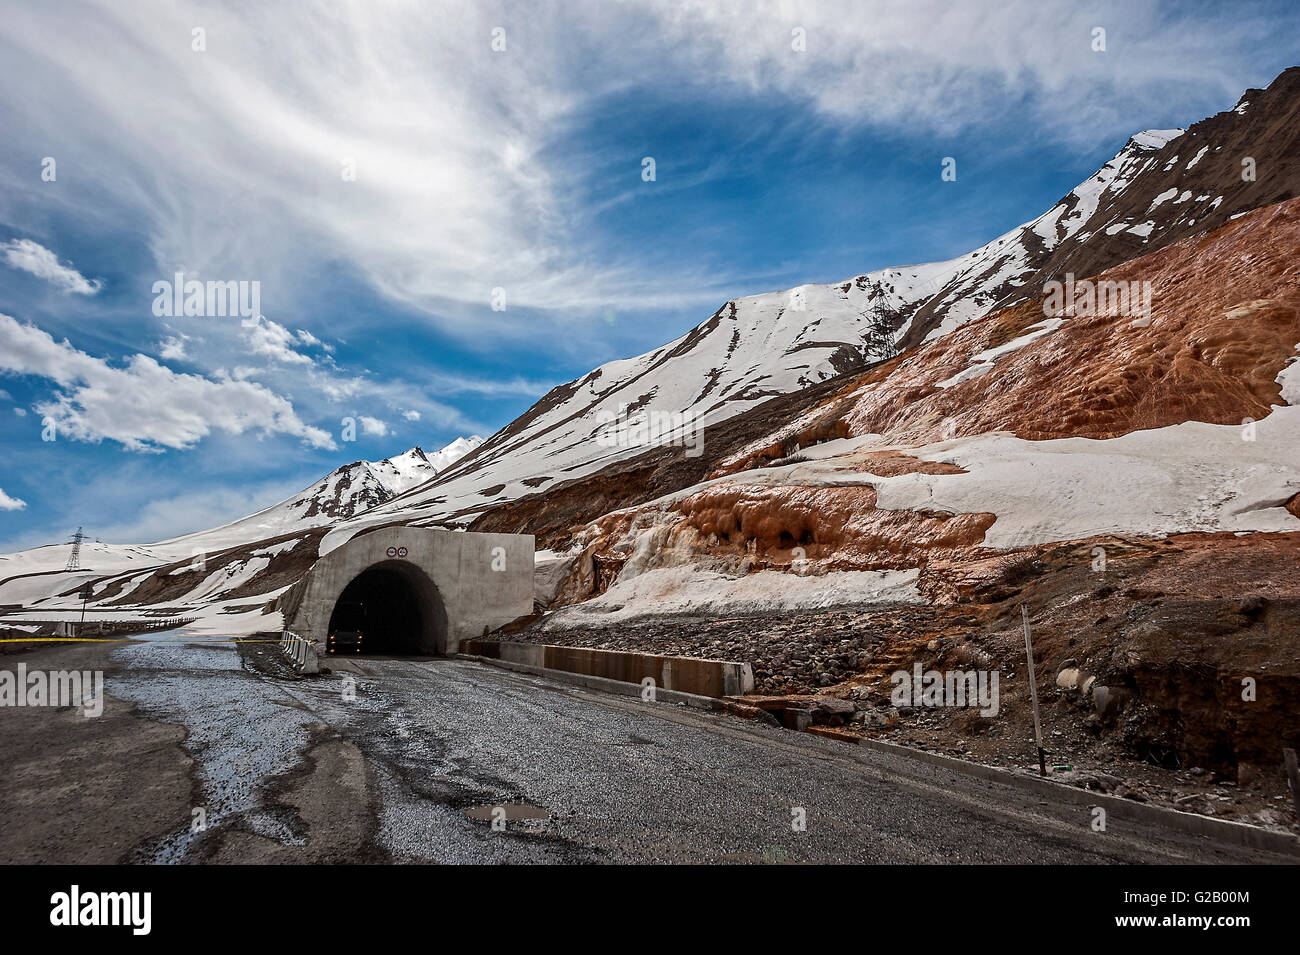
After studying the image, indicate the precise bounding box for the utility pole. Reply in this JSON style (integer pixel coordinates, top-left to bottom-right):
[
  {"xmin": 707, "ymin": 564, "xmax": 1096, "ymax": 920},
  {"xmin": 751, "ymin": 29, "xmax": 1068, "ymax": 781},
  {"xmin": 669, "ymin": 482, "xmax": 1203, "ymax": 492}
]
[
  {"xmin": 1285, "ymin": 747, "xmax": 1300, "ymax": 823},
  {"xmin": 77, "ymin": 582, "xmax": 93, "ymax": 638},
  {"xmin": 65, "ymin": 526, "xmax": 88, "ymax": 573},
  {"xmin": 1021, "ymin": 604, "xmax": 1046, "ymax": 776}
]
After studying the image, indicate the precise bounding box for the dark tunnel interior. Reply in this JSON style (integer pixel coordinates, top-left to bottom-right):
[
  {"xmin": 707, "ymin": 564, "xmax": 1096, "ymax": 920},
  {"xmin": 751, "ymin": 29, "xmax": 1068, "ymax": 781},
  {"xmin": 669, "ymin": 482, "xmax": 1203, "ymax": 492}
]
[{"xmin": 326, "ymin": 565, "xmax": 426, "ymax": 655}]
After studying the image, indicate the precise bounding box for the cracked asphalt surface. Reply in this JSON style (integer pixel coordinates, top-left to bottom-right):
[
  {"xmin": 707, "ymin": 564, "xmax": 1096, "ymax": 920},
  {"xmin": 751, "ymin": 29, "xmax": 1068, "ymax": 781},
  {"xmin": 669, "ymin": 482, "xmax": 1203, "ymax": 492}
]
[{"xmin": 0, "ymin": 629, "xmax": 1292, "ymax": 864}]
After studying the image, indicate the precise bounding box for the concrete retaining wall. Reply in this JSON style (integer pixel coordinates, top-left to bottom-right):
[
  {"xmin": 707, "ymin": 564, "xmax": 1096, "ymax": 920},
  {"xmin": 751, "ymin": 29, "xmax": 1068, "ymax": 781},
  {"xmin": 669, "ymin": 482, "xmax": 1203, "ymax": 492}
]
[{"xmin": 460, "ymin": 639, "xmax": 754, "ymax": 698}]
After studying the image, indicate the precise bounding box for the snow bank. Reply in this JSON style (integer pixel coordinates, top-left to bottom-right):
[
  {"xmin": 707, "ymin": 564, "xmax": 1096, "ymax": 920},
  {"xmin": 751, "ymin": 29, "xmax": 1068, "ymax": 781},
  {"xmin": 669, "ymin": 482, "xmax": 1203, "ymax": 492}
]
[
  {"xmin": 873, "ymin": 410, "xmax": 1300, "ymax": 548},
  {"xmin": 544, "ymin": 564, "xmax": 921, "ymax": 627}
]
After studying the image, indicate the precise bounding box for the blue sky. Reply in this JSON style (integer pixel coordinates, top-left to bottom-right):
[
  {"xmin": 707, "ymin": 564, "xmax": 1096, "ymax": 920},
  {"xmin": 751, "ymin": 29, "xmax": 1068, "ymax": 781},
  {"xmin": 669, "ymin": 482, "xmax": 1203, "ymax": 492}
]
[{"xmin": 1, "ymin": 0, "xmax": 1297, "ymax": 551}]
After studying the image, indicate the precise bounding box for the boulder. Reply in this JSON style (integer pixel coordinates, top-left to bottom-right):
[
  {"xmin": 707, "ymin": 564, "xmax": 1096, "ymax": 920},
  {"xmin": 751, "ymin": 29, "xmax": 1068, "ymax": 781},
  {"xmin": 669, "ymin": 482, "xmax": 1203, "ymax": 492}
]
[
  {"xmin": 809, "ymin": 696, "xmax": 857, "ymax": 717},
  {"xmin": 1092, "ymin": 684, "xmax": 1133, "ymax": 720}
]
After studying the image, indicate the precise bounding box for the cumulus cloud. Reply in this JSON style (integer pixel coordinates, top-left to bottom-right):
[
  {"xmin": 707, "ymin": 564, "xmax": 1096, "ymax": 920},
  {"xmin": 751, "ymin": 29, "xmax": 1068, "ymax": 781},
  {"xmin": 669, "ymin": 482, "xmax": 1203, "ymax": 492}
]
[
  {"xmin": 358, "ymin": 415, "xmax": 389, "ymax": 437},
  {"xmin": 0, "ymin": 313, "xmax": 335, "ymax": 451},
  {"xmin": 316, "ymin": 374, "xmax": 362, "ymax": 403},
  {"xmin": 243, "ymin": 316, "xmax": 314, "ymax": 365},
  {"xmin": 1, "ymin": 238, "xmax": 101, "ymax": 295},
  {"xmin": 157, "ymin": 335, "xmax": 189, "ymax": 360},
  {"xmin": 0, "ymin": 488, "xmax": 27, "ymax": 511},
  {"xmin": 402, "ymin": 409, "xmax": 421, "ymax": 421}
]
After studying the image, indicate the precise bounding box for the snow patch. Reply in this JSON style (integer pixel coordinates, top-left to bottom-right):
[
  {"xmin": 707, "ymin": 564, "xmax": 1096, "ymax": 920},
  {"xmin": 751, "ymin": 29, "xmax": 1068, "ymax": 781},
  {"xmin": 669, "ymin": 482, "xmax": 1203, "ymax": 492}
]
[
  {"xmin": 546, "ymin": 564, "xmax": 921, "ymax": 627},
  {"xmin": 937, "ymin": 319, "xmax": 1065, "ymax": 389},
  {"xmin": 873, "ymin": 411, "xmax": 1300, "ymax": 549},
  {"xmin": 1149, "ymin": 188, "xmax": 1178, "ymax": 210}
]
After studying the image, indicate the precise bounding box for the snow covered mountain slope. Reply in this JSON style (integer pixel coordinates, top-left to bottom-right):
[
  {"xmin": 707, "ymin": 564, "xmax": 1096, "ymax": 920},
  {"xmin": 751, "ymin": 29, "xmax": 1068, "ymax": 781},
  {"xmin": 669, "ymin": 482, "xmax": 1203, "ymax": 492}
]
[
  {"xmin": 0, "ymin": 437, "xmax": 483, "ymax": 587},
  {"xmin": 14, "ymin": 196, "xmax": 1298, "ymax": 633},
  {"xmin": 896, "ymin": 67, "xmax": 1300, "ymax": 348},
  {"xmin": 345, "ymin": 284, "xmax": 922, "ymax": 535},
  {"xmin": 324, "ymin": 68, "xmax": 1300, "ymax": 546},
  {"xmin": 167, "ymin": 437, "xmax": 484, "ymax": 550},
  {"xmin": 360, "ymin": 439, "xmax": 484, "ymax": 497}
]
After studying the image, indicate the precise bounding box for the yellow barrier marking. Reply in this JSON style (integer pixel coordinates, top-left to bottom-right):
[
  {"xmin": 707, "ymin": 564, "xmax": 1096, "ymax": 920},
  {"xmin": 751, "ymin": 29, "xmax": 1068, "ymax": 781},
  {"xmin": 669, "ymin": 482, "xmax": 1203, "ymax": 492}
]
[{"xmin": 0, "ymin": 636, "xmax": 283, "ymax": 644}]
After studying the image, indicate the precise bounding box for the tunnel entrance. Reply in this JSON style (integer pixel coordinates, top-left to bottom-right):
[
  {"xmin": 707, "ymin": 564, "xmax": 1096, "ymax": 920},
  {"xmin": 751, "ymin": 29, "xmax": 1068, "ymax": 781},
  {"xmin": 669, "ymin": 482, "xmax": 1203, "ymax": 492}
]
[{"xmin": 325, "ymin": 561, "xmax": 446, "ymax": 655}]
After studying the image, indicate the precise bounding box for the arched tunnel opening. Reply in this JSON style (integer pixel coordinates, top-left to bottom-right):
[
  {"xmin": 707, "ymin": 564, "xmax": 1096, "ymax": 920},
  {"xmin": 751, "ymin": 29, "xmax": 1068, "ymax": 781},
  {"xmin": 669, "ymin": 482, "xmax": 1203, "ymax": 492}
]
[{"xmin": 325, "ymin": 561, "xmax": 447, "ymax": 655}]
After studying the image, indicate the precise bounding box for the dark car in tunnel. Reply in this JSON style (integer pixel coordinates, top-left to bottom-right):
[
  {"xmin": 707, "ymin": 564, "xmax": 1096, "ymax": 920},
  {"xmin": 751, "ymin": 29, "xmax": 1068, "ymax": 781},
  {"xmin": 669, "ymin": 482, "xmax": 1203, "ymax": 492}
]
[{"xmin": 327, "ymin": 628, "xmax": 364, "ymax": 654}]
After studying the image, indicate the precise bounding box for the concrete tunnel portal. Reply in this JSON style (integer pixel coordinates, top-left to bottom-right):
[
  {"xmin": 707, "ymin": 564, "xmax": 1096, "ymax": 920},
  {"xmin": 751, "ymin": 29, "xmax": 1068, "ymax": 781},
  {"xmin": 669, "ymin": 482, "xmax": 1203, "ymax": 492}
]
[{"xmin": 279, "ymin": 526, "xmax": 535, "ymax": 658}]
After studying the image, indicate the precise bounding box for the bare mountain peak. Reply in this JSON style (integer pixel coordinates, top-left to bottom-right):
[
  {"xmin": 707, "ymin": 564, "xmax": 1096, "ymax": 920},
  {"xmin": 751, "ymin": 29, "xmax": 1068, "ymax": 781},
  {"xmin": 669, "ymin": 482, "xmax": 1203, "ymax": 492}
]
[{"xmin": 1126, "ymin": 128, "xmax": 1184, "ymax": 151}]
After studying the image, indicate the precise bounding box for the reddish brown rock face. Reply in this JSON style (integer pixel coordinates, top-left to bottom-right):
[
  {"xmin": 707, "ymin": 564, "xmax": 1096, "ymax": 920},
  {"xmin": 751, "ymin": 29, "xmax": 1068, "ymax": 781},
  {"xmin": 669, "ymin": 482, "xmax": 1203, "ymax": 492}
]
[{"xmin": 674, "ymin": 483, "xmax": 996, "ymax": 568}]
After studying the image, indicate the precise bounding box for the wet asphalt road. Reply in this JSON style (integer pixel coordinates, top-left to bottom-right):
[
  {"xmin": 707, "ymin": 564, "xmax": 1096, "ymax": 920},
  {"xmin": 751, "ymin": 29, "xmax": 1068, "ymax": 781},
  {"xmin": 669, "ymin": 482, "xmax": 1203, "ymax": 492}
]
[{"xmin": 104, "ymin": 632, "xmax": 1282, "ymax": 864}]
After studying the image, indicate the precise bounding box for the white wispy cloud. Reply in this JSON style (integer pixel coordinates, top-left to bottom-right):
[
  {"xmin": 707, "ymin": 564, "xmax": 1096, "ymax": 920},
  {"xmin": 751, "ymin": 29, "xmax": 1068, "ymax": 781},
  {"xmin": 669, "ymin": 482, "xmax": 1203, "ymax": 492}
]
[
  {"xmin": 306, "ymin": 368, "xmax": 490, "ymax": 434},
  {"xmin": 646, "ymin": 1, "xmax": 1253, "ymax": 132},
  {"xmin": 1, "ymin": 238, "xmax": 101, "ymax": 295},
  {"xmin": 0, "ymin": 1, "xmax": 1277, "ymax": 325},
  {"xmin": 0, "ymin": 487, "xmax": 26, "ymax": 511},
  {"xmin": 90, "ymin": 478, "xmax": 318, "ymax": 545},
  {"xmin": 295, "ymin": 328, "xmax": 332, "ymax": 352},
  {"xmin": 0, "ymin": 313, "xmax": 335, "ymax": 452},
  {"xmin": 358, "ymin": 415, "xmax": 389, "ymax": 437},
  {"xmin": 423, "ymin": 370, "xmax": 561, "ymax": 398}
]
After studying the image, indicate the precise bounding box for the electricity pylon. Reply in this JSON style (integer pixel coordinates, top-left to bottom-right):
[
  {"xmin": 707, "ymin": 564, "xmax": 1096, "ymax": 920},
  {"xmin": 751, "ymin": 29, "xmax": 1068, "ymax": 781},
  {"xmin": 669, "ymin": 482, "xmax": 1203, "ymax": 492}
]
[{"xmin": 64, "ymin": 526, "xmax": 88, "ymax": 573}]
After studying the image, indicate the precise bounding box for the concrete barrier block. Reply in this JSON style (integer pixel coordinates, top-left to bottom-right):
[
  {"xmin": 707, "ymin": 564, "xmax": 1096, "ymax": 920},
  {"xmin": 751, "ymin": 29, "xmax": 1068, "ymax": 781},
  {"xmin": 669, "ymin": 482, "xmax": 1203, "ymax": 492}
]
[
  {"xmin": 464, "ymin": 639, "xmax": 751, "ymax": 699},
  {"xmin": 278, "ymin": 630, "xmax": 319, "ymax": 675}
]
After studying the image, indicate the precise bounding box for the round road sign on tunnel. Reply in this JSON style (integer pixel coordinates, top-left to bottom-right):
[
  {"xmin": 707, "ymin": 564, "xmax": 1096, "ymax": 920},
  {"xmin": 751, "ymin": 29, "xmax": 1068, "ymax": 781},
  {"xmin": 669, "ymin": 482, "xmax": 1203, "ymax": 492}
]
[
  {"xmin": 386, "ymin": 547, "xmax": 396, "ymax": 557},
  {"xmin": 397, "ymin": 547, "xmax": 408, "ymax": 558}
]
